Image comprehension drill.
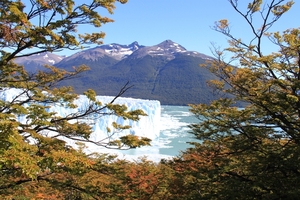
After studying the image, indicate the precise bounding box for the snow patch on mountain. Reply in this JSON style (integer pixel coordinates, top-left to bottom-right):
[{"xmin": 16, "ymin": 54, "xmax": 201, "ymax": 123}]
[
  {"xmin": 48, "ymin": 59, "xmax": 55, "ymax": 64},
  {"xmin": 14, "ymin": 52, "xmax": 65, "ymax": 66},
  {"xmin": 62, "ymin": 41, "xmax": 144, "ymax": 61},
  {"xmin": 129, "ymin": 40, "xmax": 209, "ymax": 60},
  {"xmin": 104, "ymin": 46, "xmax": 134, "ymax": 59},
  {"xmin": 101, "ymin": 41, "xmax": 143, "ymax": 60}
]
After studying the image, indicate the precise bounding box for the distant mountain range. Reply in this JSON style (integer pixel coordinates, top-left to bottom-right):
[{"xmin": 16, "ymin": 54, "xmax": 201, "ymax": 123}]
[
  {"xmin": 14, "ymin": 40, "xmax": 223, "ymax": 105},
  {"xmin": 14, "ymin": 52, "xmax": 65, "ymax": 72}
]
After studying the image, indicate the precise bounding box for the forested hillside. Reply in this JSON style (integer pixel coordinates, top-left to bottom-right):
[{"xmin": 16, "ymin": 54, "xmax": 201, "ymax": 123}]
[{"xmin": 17, "ymin": 40, "xmax": 223, "ymax": 105}]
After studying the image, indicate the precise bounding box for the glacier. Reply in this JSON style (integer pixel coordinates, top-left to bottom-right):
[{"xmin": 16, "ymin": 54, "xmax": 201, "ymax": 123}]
[{"xmin": 0, "ymin": 88, "xmax": 162, "ymax": 159}]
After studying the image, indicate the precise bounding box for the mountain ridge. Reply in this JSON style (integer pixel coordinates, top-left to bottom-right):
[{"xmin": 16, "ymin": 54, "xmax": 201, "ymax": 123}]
[{"xmin": 15, "ymin": 40, "xmax": 221, "ymax": 105}]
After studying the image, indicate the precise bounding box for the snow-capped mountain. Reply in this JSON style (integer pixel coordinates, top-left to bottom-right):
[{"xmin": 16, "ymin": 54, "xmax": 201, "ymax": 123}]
[
  {"xmin": 130, "ymin": 40, "xmax": 209, "ymax": 60},
  {"xmin": 14, "ymin": 52, "xmax": 65, "ymax": 72},
  {"xmin": 58, "ymin": 40, "xmax": 211, "ymax": 64},
  {"xmin": 14, "ymin": 40, "xmax": 222, "ymax": 105},
  {"xmin": 101, "ymin": 41, "xmax": 142, "ymax": 60},
  {"xmin": 61, "ymin": 41, "xmax": 144, "ymax": 62}
]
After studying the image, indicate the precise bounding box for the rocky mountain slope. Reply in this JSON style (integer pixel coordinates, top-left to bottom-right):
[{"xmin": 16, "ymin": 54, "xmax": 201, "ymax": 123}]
[
  {"xmin": 15, "ymin": 40, "xmax": 222, "ymax": 105},
  {"xmin": 14, "ymin": 52, "xmax": 65, "ymax": 72}
]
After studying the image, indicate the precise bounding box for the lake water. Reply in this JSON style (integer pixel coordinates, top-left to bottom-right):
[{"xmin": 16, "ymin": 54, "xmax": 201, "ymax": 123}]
[{"xmin": 113, "ymin": 105, "xmax": 200, "ymax": 161}]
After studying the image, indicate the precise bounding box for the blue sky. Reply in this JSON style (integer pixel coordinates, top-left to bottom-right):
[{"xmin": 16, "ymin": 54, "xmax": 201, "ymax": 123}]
[
  {"xmin": 20, "ymin": 0, "xmax": 298, "ymax": 57},
  {"xmin": 91, "ymin": 0, "xmax": 299, "ymax": 57}
]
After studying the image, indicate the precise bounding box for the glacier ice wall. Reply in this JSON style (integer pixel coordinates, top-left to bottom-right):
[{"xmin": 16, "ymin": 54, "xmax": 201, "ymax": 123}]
[
  {"xmin": 81, "ymin": 95, "xmax": 161, "ymax": 141},
  {"xmin": 0, "ymin": 88, "xmax": 161, "ymax": 146}
]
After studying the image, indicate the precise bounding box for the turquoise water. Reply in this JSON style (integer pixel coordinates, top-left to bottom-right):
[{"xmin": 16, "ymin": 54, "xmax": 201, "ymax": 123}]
[
  {"xmin": 158, "ymin": 105, "xmax": 200, "ymax": 156},
  {"xmin": 113, "ymin": 105, "xmax": 200, "ymax": 161}
]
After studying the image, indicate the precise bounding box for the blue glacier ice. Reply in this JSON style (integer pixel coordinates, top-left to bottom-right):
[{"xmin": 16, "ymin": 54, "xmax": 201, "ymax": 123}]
[
  {"xmin": 0, "ymin": 88, "xmax": 161, "ymax": 150},
  {"xmin": 1, "ymin": 88, "xmax": 199, "ymax": 162}
]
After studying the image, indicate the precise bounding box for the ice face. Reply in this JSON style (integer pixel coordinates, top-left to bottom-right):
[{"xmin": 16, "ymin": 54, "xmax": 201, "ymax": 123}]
[
  {"xmin": 0, "ymin": 88, "xmax": 161, "ymax": 149},
  {"xmin": 85, "ymin": 95, "xmax": 161, "ymax": 141}
]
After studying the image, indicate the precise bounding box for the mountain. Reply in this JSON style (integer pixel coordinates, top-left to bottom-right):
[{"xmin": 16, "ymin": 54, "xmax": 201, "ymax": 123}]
[
  {"xmin": 15, "ymin": 40, "xmax": 222, "ymax": 105},
  {"xmin": 14, "ymin": 52, "xmax": 65, "ymax": 72},
  {"xmin": 61, "ymin": 41, "xmax": 143, "ymax": 63},
  {"xmin": 129, "ymin": 40, "xmax": 211, "ymax": 60}
]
